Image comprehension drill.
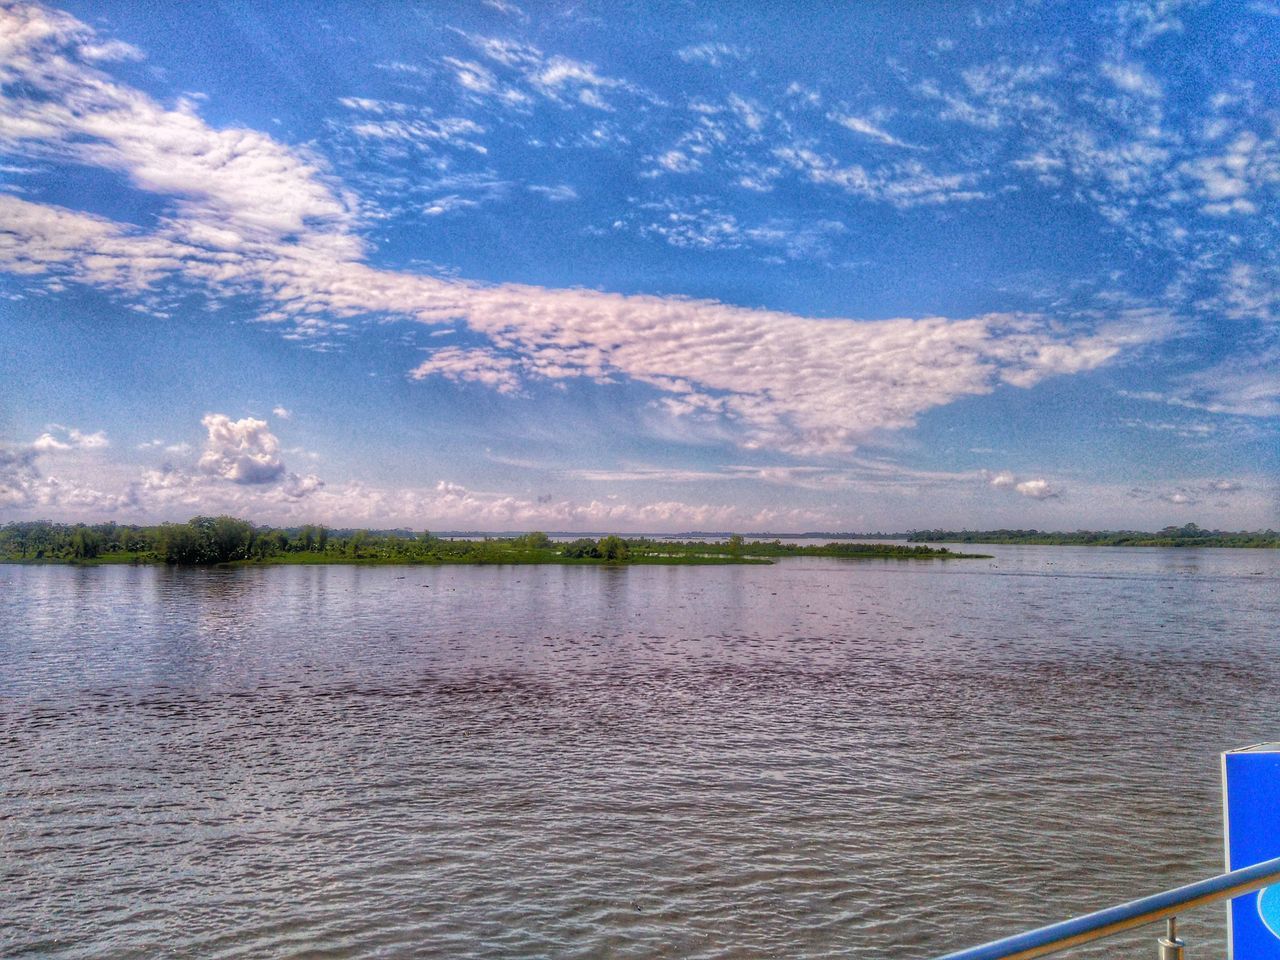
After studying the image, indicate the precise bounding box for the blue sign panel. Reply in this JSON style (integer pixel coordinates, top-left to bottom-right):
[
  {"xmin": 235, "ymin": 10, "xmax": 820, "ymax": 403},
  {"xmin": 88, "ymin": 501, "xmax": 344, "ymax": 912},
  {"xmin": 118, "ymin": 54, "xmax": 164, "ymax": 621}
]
[{"xmin": 1224, "ymin": 744, "xmax": 1280, "ymax": 960}]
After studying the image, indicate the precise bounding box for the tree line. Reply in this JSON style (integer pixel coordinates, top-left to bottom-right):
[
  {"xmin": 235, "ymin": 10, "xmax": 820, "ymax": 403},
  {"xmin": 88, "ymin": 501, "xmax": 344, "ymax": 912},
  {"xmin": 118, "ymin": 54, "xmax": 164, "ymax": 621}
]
[
  {"xmin": 0, "ymin": 518, "xmax": 983, "ymax": 565},
  {"xmin": 907, "ymin": 523, "xmax": 1279, "ymax": 547},
  {"xmin": 0, "ymin": 518, "xmax": 631, "ymax": 565}
]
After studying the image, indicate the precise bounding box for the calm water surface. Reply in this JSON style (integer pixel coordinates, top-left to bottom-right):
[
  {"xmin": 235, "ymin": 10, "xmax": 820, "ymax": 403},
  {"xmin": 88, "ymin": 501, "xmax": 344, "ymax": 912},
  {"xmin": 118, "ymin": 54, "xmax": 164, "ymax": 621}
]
[{"xmin": 2, "ymin": 545, "xmax": 1278, "ymax": 958}]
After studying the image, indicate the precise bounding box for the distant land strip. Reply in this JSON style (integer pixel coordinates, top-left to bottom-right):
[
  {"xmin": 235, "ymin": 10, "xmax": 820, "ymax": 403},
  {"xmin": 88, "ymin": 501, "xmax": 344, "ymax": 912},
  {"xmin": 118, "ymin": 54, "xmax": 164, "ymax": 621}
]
[
  {"xmin": 0, "ymin": 517, "xmax": 988, "ymax": 566},
  {"xmin": 905, "ymin": 523, "xmax": 1279, "ymax": 548}
]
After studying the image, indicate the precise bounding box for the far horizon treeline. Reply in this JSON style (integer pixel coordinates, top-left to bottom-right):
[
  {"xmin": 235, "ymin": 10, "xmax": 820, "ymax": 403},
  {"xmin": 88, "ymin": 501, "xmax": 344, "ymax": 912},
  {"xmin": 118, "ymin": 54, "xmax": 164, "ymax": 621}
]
[
  {"xmin": 0, "ymin": 516, "xmax": 978, "ymax": 565},
  {"xmin": 907, "ymin": 523, "xmax": 1279, "ymax": 548}
]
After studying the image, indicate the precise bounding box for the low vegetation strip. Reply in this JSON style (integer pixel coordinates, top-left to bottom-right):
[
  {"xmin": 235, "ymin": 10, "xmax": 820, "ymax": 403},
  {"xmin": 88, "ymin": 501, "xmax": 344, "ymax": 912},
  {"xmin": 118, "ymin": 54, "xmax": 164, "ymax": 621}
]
[
  {"xmin": 907, "ymin": 523, "xmax": 1279, "ymax": 548},
  {"xmin": 0, "ymin": 518, "xmax": 987, "ymax": 565}
]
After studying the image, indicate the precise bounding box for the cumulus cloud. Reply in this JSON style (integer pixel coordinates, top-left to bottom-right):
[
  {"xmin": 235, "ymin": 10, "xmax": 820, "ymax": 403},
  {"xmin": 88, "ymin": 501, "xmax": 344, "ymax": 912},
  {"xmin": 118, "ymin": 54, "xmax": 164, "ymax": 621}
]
[
  {"xmin": 280, "ymin": 471, "xmax": 324, "ymax": 500},
  {"xmin": 1014, "ymin": 478, "xmax": 1060, "ymax": 500},
  {"xmin": 987, "ymin": 470, "xmax": 1062, "ymax": 499},
  {"xmin": 988, "ymin": 470, "xmax": 1017, "ymax": 489},
  {"xmin": 0, "ymin": 414, "xmax": 1269, "ymax": 530},
  {"xmin": 197, "ymin": 414, "xmax": 286, "ymax": 485},
  {"xmin": 0, "ymin": 439, "xmax": 138, "ymax": 513},
  {"xmin": 31, "ymin": 424, "xmax": 108, "ymax": 452},
  {"xmin": 3, "ymin": 440, "xmax": 825, "ymax": 530},
  {"xmin": 272, "ymin": 405, "xmax": 292, "ymax": 419},
  {"xmin": 0, "ymin": 445, "xmax": 41, "ymax": 508}
]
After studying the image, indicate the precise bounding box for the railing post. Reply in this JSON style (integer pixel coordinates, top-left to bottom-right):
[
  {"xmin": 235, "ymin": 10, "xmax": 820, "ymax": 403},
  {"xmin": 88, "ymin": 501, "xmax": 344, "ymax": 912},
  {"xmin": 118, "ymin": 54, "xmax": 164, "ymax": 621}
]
[{"xmin": 1156, "ymin": 916, "xmax": 1185, "ymax": 960}]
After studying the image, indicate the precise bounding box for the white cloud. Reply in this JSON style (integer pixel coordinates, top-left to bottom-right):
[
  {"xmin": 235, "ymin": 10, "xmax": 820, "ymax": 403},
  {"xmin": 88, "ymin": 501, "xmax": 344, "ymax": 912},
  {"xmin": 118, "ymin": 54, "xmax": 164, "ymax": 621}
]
[
  {"xmin": 0, "ymin": 6, "xmax": 360, "ymax": 250},
  {"xmin": 31, "ymin": 434, "xmax": 70, "ymax": 452},
  {"xmin": 136, "ymin": 470, "xmax": 832, "ymax": 531},
  {"xmin": 987, "ymin": 470, "xmax": 1062, "ymax": 499},
  {"xmin": 197, "ymin": 414, "xmax": 286, "ymax": 485},
  {"xmin": 654, "ymin": 149, "xmax": 701, "ymax": 174},
  {"xmin": 1, "ymin": 412, "xmax": 1270, "ymax": 530},
  {"xmin": 424, "ymin": 194, "xmax": 481, "ymax": 216},
  {"xmin": 527, "ymin": 183, "xmax": 577, "ymax": 201},
  {"xmin": 0, "ymin": 444, "xmax": 41, "ymax": 508},
  {"xmin": 77, "ymin": 38, "xmax": 143, "ymax": 62},
  {"xmin": 0, "ymin": 4, "xmax": 1172, "ymax": 457},
  {"xmin": 137, "ymin": 437, "xmax": 193, "ymax": 453},
  {"xmin": 676, "ymin": 42, "xmax": 748, "ymax": 67},
  {"xmin": 773, "ymin": 147, "xmax": 987, "ymax": 207},
  {"xmin": 272, "ymin": 405, "xmax": 292, "ymax": 419},
  {"xmin": 1202, "ymin": 198, "xmax": 1258, "ymax": 216},
  {"xmin": 1180, "ymin": 131, "xmax": 1279, "ymax": 217},
  {"xmin": 452, "ymin": 33, "xmax": 645, "ymax": 112},
  {"xmin": 1182, "ymin": 356, "xmax": 1280, "ymax": 418},
  {"xmin": 3, "ymin": 429, "xmax": 830, "ymax": 529},
  {"xmin": 0, "ymin": 185, "xmax": 1163, "ymax": 455},
  {"xmin": 639, "ymin": 205, "xmax": 741, "ymax": 250},
  {"xmin": 831, "ymin": 113, "xmax": 914, "ymax": 148},
  {"xmin": 1123, "ymin": 349, "xmax": 1280, "ymax": 419},
  {"xmin": 727, "ymin": 94, "xmax": 766, "ymax": 132},
  {"xmin": 31, "ymin": 424, "xmax": 108, "ymax": 452},
  {"xmin": 347, "ymin": 116, "xmax": 488, "ymax": 153},
  {"xmin": 1101, "ymin": 62, "xmax": 1163, "ymax": 99},
  {"xmin": 481, "ymin": 0, "xmax": 526, "ymax": 19},
  {"xmin": 1014, "ymin": 478, "xmax": 1059, "ymax": 500},
  {"xmin": 336, "ymin": 96, "xmax": 411, "ymax": 116},
  {"xmin": 409, "ymin": 346, "xmax": 523, "ymax": 394},
  {"xmin": 280, "ymin": 471, "xmax": 324, "ymax": 500}
]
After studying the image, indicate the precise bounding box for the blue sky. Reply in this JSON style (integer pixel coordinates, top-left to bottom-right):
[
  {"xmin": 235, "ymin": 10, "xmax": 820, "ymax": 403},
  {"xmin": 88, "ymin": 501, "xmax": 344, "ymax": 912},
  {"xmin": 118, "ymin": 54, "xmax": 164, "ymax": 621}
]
[{"xmin": 1, "ymin": 0, "xmax": 1277, "ymax": 531}]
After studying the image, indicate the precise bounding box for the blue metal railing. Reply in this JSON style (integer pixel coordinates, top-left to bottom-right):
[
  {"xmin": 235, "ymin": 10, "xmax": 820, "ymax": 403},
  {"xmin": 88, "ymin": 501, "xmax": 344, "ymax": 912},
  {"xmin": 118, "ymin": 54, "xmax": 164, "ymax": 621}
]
[{"xmin": 930, "ymin": 854, "xmax": 1280, "ymax": 960}]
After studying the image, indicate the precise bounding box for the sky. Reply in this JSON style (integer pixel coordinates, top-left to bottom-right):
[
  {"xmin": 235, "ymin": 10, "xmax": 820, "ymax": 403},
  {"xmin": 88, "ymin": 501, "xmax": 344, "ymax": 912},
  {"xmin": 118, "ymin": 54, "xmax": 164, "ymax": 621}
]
[{"xmin": 0, "ymin": 0, "xmax": 1277, "ymax": 533}]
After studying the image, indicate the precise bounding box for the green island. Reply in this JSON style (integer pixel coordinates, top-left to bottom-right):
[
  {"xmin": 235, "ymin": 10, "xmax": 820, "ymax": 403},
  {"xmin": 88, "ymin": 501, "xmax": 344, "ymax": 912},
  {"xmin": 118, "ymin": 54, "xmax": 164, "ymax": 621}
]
[
  {"xmin": 907, "ymin": 523, "xmax": 1279, "ymax": 548},
  {"xmin": 0, "ymin": 517, "xmax": 987, "ymax": 566}
]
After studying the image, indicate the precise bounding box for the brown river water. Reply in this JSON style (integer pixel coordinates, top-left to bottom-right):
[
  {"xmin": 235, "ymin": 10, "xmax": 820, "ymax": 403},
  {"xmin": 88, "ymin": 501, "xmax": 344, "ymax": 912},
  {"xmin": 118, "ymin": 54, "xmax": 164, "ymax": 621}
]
[{"xmin": 2, "ymin": 544, "xmax": 1278, "ymax": 958}]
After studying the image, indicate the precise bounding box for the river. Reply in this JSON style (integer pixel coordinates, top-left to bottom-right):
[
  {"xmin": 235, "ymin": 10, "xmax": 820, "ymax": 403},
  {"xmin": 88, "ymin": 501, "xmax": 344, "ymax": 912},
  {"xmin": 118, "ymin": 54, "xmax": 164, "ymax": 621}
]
[{"xmin": 2, "ymin": 544, "xmax": 1278, "ymax": 958}]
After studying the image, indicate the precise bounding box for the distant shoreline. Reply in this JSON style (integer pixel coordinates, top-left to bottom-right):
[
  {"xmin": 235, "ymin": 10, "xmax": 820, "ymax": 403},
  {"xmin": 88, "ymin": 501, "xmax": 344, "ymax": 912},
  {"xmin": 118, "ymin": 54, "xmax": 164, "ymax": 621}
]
[
  {"xmin": 905, "ymin": 525, "xmax": 1278, "ymax": 548},
  {"xmin": 0, "ymin": 545, "xmax": 990, "ymax": 567},
  {"xmin": 0, "ymin": 553, "xmax": 773, "ymax": 568},
  {"xmin": 0, "ymin": 519, "xmax": 990, "ymax": 566}
]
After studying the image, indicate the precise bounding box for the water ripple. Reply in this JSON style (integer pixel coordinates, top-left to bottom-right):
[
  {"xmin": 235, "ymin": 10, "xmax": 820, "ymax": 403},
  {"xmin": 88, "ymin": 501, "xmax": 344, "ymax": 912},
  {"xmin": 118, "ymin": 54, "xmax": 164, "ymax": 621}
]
[{"xmin": 1, "ymin": 546, "xmax": 1277, "ymax": 958}]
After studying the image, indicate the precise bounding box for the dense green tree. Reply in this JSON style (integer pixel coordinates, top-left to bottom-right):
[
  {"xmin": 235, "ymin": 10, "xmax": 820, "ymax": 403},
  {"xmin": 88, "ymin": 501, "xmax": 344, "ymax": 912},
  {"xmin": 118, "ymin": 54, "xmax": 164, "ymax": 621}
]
[
  {"xmin": 348, "ymin": 529, "xmax": 368, "ymax": 558},
  {"xmin": 157, "ymin": 522, "xmax": 202, "ymax": 564},
  {"xmin": 596, "ymin": 535, "xmax": 629, "ymax": 561},
  {"xmin": 561, "ymin": 538, "xmax": 599, "ymax": 558},
  {"xmin": 69, "ymin": 526, "xmax": 103, "ymax": 559},
  {"xmin": 209, "ymin": 516, "xmax": 253, "ymax": 562}
]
